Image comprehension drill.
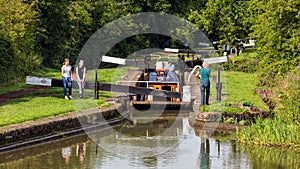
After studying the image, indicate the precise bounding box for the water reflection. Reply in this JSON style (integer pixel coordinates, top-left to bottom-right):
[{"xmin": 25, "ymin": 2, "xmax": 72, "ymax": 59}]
[
  {"xmin": 142, "ymin": 156, "xmax": 157, "ymax": 168},
  {"xmin": 0, "ymin": 117, "xmax": 299, "ymax": 169},
  {"xmin": 197, "ymin": 139, "xmax": 210, "ymax": 169},
  {"xmin": 76, "ymin": 143, "xmax": 86, "ymax": 164},
  {"xmin": 241, "ymin": 145, "xmax": 300, "ymax": 169},
  {"xmin": 61, "ymin": 146, "xmax": 72, "ymax": 165}
]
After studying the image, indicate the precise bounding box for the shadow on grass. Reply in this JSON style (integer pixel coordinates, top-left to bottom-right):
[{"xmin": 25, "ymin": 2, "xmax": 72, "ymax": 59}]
[
  {"xmin": 0, "ymin": 87, "xmax": 64, "ymax": 106},
  {"xmin": 0, "ymin": 97, "xmax": 32, "ymax": 106}
]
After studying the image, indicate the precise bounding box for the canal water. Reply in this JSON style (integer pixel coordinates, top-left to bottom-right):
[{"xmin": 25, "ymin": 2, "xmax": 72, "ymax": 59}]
[{"xmin": 0, "ymin": 117, "xmax": 299, "ymax": 169}]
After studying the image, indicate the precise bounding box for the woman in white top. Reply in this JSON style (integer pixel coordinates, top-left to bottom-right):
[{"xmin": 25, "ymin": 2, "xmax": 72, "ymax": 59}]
[
  {"xmin": 76, "ymin": 60, "xmax": 86, "ymax": 99},
  {"xmin": 61, "ymin": 58, "xmax": 73, "ymax": 99}
]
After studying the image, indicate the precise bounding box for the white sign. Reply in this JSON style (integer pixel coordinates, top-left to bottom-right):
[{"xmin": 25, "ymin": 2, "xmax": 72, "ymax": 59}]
[
  {"xmin": 164, "ymin": 48, "xmax": 179, "ymax": 53},
  {"xmin": 204, "ymin": 56, "xmax": 228, "ymax": 64},
  {"xmin": 101, "ymin": 55, "xmax": 126, "ymax": 65},
  {"xmin": 26, "ymin": 76, "xmax": 52, "ymax": 86},
  {"xmin": 198, "ymin": 42, "xmax": 211, "ymax": 47}
]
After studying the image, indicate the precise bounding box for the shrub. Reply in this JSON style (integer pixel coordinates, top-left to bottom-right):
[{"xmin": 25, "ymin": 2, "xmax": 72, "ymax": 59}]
[{"xmin": 272, "ymin": 66, "xmax": 300, "ymax": 123}]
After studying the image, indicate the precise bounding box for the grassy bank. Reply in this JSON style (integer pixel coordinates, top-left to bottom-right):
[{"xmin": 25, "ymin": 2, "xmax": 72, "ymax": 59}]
[
  {"xmin": 237, "ymin": 117, "xmax": 300, "ymax": 149},
  {"xmin": 237, "ymin": 67, "xmax": 300, "ymax": 148},
  {"xmin": 0, "ymin": 68, "xmax": 127, "ymax": 127},
  {"xmin": 201, "ymin": 70, "xmax": 268, "ymax": 114}
]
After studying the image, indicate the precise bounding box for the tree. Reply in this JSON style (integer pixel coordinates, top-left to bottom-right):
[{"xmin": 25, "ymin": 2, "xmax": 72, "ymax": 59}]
[
  {"xmin": 0, "ymin": 0, "xmax": 41, "ymax": 85},
  {"xmin": 250, "ymin": 0, "xmax": 300, "ymax": 86},
  {"xmin": 188, "ymin": 0, "xmax": 252, "ymax": 45},
  {"xmin": 35, "ymin": 0, "xmax": 73, "ymax": 68}
]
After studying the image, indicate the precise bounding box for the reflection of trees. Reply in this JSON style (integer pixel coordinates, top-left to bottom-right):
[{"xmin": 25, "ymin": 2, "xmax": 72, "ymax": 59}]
[
  {"xmin": 225, "ymin": 140, "xmax": 245, "ymax": 168},
  {"xmin": 241, "ymin": 145, "xmax": 299, "ymax": 169},
  {"xmin": 142, "ymin": 156, "xmax": 158, "ymax": 168}
]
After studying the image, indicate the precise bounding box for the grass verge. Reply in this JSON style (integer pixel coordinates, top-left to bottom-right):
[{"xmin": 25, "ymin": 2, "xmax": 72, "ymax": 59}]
[
  {"xmin": 0, "ymin": 97, "xmax": 97, "ymax": 127},
  {"xmin": 237, "ymin": 66, "xmax": 300, "ymax": 148},
  {"xmin": 237, "ymin": 117, "xmax": 300, "ymax": 149},
  {"xmin": 201, "ymin": 71, "xmax": 268, "ymax": 113}
]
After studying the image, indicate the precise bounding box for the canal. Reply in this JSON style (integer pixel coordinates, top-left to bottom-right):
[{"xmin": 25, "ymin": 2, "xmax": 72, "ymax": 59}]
[{"xmin": 0, "ymin": 117, "xmax": 299, "ymax": 169}]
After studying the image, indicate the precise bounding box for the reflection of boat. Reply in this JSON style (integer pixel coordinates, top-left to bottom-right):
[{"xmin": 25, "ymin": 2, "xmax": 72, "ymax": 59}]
[
  {"xmin": 115, "ymin": 117, "xmax": 190, "ymax": 139},
  {"xmin": 87, "ymin": 116, "xmax": 191, "ymax": 158}
]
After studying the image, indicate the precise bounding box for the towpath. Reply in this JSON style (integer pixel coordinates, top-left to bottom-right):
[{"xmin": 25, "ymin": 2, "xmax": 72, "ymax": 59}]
[{"xmin": 0, "ymin": 86, "xmax": 49, "ymax": 104}]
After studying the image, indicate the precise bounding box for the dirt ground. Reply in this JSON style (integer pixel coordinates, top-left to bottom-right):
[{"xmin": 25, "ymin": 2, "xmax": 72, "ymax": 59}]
[{"xmin": 0, "ymin": 86, "xmax": 49, "ymax": 104}]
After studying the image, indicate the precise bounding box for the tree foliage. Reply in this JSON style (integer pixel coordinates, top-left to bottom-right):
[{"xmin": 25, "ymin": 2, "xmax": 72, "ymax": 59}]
[
  {"xmin": 0, "ymin": 0, "xmax": 41, "ymax": 85},
  {"xmin": 250, "ymin": 0, "xmax": 300, "ymax": 86},
  {"xmin": 273, "ymin": 66, "xmax": 300, "ymax": 123},
  {"xmin": 188, "ymin": 0, "xmax": 252, "ymax": 44},
  {"xmin": 191, "ymin": 0, "xmax": 300, "ymax": 87}
]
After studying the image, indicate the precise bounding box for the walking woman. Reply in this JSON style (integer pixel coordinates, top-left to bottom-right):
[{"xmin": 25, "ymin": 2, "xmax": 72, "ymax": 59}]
[
  {"xmin": 76, "ymin": 60, "xmax": 86, "ymax": 99},
  {"xmin": 199, "ymin": 61, "xmax": 211, "ymax": 105},
  {"xmin": 62, "ymin": 58, "xmax": 73, "ymax": 100}
]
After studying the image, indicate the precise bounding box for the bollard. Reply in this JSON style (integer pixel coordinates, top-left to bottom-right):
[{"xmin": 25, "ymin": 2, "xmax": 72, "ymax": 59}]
[
  {"xmin": 212, "ymin": 75, "xmax": 216, "ymax": 83},
  {"xmin": 94, "ymin": 69, "xmax": 99, "ymax": 99},
  {"xmin": 216, "ymin": 82, "xmax": 222, "ymax": 101},
  {"xmin": 216, "ymin": 69, "xmax": 222, "ymax": 101}
]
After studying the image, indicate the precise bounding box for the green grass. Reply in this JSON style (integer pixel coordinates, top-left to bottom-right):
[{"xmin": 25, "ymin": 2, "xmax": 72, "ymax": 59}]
[
  {"xmin": 237, "ymin": 68, "xmax": 300, "ymax": 148},
  {"xmin": 0, "ymin": 67, "xmax": 127, "ymax": 127},
  {"xmin": 0, "ymin": 67, "xmax": 61, "ymax": 95},
  {"xmin": 223, "ymin": 71, "xmax": 268, "ymax": 110},
  {"xmin": 0, "ymin": 97, "xmax": 98, "ymax": 127},
  {"xmin": 200, "ymin": 71, "xmax": 268, "ymax": 113},
  {"xmin": 0, "ymin": 83, "xmax": 32, "ymax": 95},
  {"xmin": 234, "ymin": 51, "xmax": 258, "ymax": 61},
  {"xmin": 237, "ymin": 117, "xmax": 300, "ymax": 148},
  {"xmin": 97, "ymin": 68, "xmax": 127, "ymax": 83},
  {"xmin": 31, "ymin": 67, "xmax": 62, "ymax": 78},
  {"xmin": 223, "ymin": 51, "xmax": 259, "ymax": 73}
]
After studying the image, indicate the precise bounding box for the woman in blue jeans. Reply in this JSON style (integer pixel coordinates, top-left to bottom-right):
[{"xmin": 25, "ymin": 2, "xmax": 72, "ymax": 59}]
[
  {"xmin": 198, "ymin": 61, "xmax": 210, "ymax": 105},
  {"xmin": 61, "ymin": 58, "xmax": 73, "ymax": 100}
]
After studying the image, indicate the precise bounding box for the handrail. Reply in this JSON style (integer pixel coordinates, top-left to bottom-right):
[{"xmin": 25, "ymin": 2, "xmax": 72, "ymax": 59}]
[{"xmin": 187, "ymin": 65, "xmax": 202, "ymax": 83}]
